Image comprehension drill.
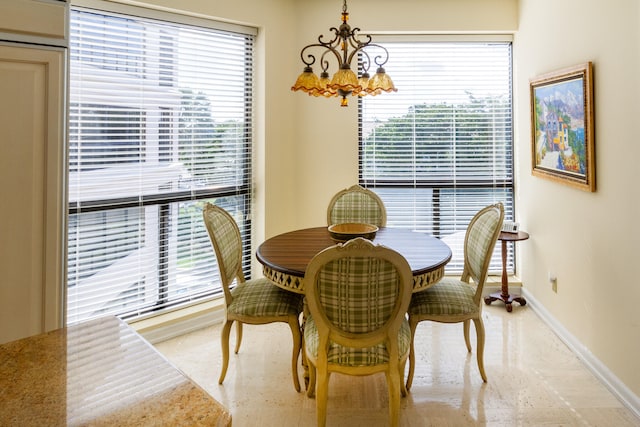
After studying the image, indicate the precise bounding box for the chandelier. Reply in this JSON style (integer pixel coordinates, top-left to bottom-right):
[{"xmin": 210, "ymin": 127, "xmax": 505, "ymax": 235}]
[{"xmin": 291, "ymin": 0, "xmax": 396, "ymax": 107}]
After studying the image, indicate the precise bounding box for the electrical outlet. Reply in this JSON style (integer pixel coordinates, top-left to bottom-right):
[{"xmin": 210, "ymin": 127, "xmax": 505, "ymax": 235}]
[{"xmin": 549, "ymin": 271, "xmax": 557, "ymax": 293}]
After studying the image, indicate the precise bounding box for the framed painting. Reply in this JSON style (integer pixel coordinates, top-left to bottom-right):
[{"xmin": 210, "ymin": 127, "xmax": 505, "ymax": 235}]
[{"xmin": 530, "ymin": 62, "xmax": 595, "ymax": 191}]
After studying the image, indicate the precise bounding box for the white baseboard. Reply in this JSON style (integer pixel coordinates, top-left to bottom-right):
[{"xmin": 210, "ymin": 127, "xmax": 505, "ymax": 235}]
[{"xmin": 522, "ymin": 288, "xmax": 640, "ymax": 419}]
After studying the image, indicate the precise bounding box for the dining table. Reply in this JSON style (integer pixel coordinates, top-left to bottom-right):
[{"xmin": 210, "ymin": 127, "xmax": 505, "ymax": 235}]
[
  {"xmin": 256, "ymin": 226, "xmax": 452, "ymax": 294},
  {"xmin": 256, "ymin": 226, "xmax": 452, "ymax": 390}
]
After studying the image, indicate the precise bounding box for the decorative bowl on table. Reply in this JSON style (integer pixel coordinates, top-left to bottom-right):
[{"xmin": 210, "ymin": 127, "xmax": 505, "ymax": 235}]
[{"xmin": 328, "ymin": 223, "xmax": 379, "ymax": 242}]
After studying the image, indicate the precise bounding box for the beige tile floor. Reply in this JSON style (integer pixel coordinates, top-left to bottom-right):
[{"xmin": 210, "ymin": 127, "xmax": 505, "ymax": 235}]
[{"xmin": 155, "ymin": 305, "xmax": 640, "ymax": 426}]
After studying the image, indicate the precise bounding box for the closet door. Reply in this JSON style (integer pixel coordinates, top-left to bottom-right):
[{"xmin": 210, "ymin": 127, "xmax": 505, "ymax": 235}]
[{"xmin": 0, "ymin": 43, "xmax": 66, "ymax": 344}]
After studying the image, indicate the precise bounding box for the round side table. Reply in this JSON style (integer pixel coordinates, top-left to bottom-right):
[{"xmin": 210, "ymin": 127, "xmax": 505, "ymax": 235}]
[{"xmin": 484, "ymin": 230, "xmax": 529, "ymax": 312}]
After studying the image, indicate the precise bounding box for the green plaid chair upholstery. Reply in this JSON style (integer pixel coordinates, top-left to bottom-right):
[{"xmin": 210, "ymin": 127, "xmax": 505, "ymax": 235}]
[
  {"xmin": 327, "ymin": 184, "xmax": 387, "ymax": 227},
  {"xmin": 405, "ymin": 203, "xmax": 504, "ymax": 390},
  {"xmin": 202, "ymin": 203, "xmax": 304, "ymax": 392},
  {"xmin": 303, "ymin": 238, "xmax": 413, "ymax": 427}
]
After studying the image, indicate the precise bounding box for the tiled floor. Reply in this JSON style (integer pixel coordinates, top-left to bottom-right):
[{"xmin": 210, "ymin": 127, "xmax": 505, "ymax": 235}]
[{"xmin": 155, "ymin": 305, "xmax": 640, "ymax": 426}]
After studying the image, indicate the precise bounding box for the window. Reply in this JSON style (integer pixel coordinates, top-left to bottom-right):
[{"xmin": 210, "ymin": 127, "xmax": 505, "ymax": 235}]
[
  {"xmin": 360, "ymin": 39, "xmax": 513, "ymax": 273},
  {"xmin": 67, "ymin": 6, "xmax": 255, "ymax": 324}
]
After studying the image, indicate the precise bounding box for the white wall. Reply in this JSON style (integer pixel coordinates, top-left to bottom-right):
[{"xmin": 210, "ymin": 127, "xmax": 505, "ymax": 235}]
[{"xmin": 515, "ymin": 0, "xmax": 640, "ymax": 400}]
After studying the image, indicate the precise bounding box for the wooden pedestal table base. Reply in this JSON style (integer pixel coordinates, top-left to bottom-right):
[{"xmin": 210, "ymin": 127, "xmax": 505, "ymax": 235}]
[{"xmin": 484, "ymin": 230, "xmax": 529, "ymax": 312}]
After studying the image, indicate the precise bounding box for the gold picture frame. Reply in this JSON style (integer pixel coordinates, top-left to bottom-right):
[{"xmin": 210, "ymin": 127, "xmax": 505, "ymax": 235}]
[{"xmin": 530, "ymin": 62, "xmax": 595, "ymax": 192}]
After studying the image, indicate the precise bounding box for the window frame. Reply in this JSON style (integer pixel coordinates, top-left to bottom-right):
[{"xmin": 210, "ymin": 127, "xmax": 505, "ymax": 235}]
[{"xmin": 67, "ymin": 2, "xmax": 256, "ymax": 325}]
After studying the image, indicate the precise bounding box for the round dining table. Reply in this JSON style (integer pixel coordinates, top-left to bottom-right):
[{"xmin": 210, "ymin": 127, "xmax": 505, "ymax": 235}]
[{"xmin": 256, "ymin": 226, "xmax": 452, "ymax": 294}]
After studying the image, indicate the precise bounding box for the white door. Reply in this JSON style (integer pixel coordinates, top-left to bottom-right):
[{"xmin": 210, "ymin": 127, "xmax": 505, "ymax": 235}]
[{"xmin": 0, "ymin": 42, "xmax": 66, "ymax": 343}]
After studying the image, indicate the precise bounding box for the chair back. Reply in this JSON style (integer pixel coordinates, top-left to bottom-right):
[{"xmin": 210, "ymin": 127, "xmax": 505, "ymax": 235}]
[
  {"xmin": 327, "ymin": 184, "xmax": 387, "ymax": 227},
  {"xmin": 304, "ymin": 237, "xmax": 412, "ymax": 359},
  {"xmin": 462, "ymin": 203, "xmax": 504, "ymax": 301},
  {"xmin": 202, "ymin": 203, "xmax": 245, "ymax": 304}
]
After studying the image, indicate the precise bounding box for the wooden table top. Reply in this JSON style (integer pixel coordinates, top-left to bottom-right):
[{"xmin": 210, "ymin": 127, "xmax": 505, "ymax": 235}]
[
  {"xmin": 498, "ymin": 230, "xmax": 530, "ymax": 242},
  {"xmin": 256, "ymin": 226, "xmax": 452, "ymax": 293}
]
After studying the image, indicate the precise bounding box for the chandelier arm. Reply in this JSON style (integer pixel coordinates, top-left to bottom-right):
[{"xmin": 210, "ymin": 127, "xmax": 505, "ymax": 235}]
[
  {"xmin": 358, "ymin": 50, "xmax": 371, "ymax": 74},
  {"xmin": 300, "ymin": 28, "xmax": 343, "ymax": 68},
  {"xmin": 299, "ymin": 49, "xmax": 317, "ymax": 68},
  {"xmin": 346, "ymin": 44, "xmax": 369, "ymax": 69},
  {"xmin": 299, "ymin": 43, "xmax": 342, "ymax": 68},
  {"xmin": 349, "ymin": 29, "xmax": 372, "ymax": 47},
  {"xmin": 365, "ymin": 43, "xmax": 391, "ymax": 67},
  {"xmin": 318, "ymin": 27, "xmax": 341, "ymax": 48},
  {"xmin": 319, "ymin": 50, "xmax": 332, "ymax": 72},
  {"xmin": 345, "ymin": 30, "xmax": 373, "ymax": 66}
]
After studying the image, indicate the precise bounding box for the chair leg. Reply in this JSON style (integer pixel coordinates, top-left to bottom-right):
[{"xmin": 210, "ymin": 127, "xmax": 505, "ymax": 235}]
[
  {"xmin": 301, "ymin": 306, "xmax": 309, "ymax": 390},
  {"xmin": 306, "ymin": 360, "xmax": 316, "ymax": 398},
  {"xmin": 218, "ymin": 320, "xmax": 233, "ymax": 384},
  {"xmin": 473, "ymin": 317, "xmax": 487, "ymax": 382},
  {"xmin": 399, "ymin": 358, "xmax": 408, "ymax": 397},
  {"xmin": 234, "ymin": 321, "xmax": 243, "ymax": 354},
  {"xmin": 301, "ymin": 331, "xmax": 309, "ymax": 390},
  {"xmin": 405, "ymin": 317, "xmax": 419, "ymax": 391},
  {"xmin": 288, "ymin": 317, "xmax": 302, "ymax": 392},
  {"xmin": 316, "ymin": 369, "xmax": 329, "ymax": 427},
  {"xmin": 386, "ymin": 369, "xmax": 401, "ymax": 427},
  {"xmin": 463, "ymin": 319, "xmax": 472, "ymax": 352}
]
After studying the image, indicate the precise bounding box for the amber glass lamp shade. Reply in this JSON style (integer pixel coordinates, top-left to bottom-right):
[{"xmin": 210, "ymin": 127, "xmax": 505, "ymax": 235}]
[
  {"xmin": 291, "ymin": 67, "xmax": 320, "ymax": 94},
  {"xmin": 367, "ymin": 67, "xmax": 397, "ymax": 94},
  {"xmin": 328, "ymin": 67, "xmax": 362, "ymax": 94},
  {"xmin": 351, "ymin": 72, "xmax": 370, "ymax": 97},
  {"xmin": 314, "ymin": 71, "xmax": 336, "ymax": 97}
]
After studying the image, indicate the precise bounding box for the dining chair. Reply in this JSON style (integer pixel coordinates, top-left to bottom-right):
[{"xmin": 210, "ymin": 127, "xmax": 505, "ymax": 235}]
[
  {"xmin": 303, "ymin": 237, "xmax": 413, "ymax": 427},
  {"xmin": 405, "ymin": 202, "xmax": 504, "ymax": 390},
  {"xmin": 202, "ymin": 203, "xmax": 304, "ymax": 392},
  {"xmin": 326, "ymin": 184, "xmax": 387, "ymax": 227}
]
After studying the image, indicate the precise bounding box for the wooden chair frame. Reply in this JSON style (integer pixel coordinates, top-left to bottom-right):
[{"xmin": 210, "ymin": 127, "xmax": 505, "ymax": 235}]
[
  {"xmin": 406, "ymin": 203, "xmax": 504, "ymax": 389},
  {"xmin": 326, "ymin": 184, "xmax": 387, "ymax": 227},
  {"xmin": 304, "ymin": 238, "xmax": 412, "ymax": 427},
  {"xmin": 203, "ymin": 203, "xmax": 303, "ymax": 392}
]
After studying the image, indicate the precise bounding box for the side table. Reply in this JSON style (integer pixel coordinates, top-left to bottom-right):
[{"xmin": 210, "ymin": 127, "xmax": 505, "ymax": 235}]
[{"xmin": 484, "ymin": 230, "xmax": 529, "ymax": 312}]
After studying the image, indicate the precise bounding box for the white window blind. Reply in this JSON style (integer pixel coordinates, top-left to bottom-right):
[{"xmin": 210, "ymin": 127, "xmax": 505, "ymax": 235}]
[
  {"xmin": 360, "ymin": 40, "xmax": 514, "ymax": 274},
  {"xmin": 67, "ymin": 7, "xmax": 254, "ymax": 324}
]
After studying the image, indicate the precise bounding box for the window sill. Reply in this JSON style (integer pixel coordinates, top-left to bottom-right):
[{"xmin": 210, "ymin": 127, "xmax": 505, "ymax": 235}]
[
  {"xmin": 485, "ymin": 274, "xmax": 523, "ymax": 286},
  {"xmin": 129, "ymin": 298, "xmax": 225, "ymax": 344}
]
